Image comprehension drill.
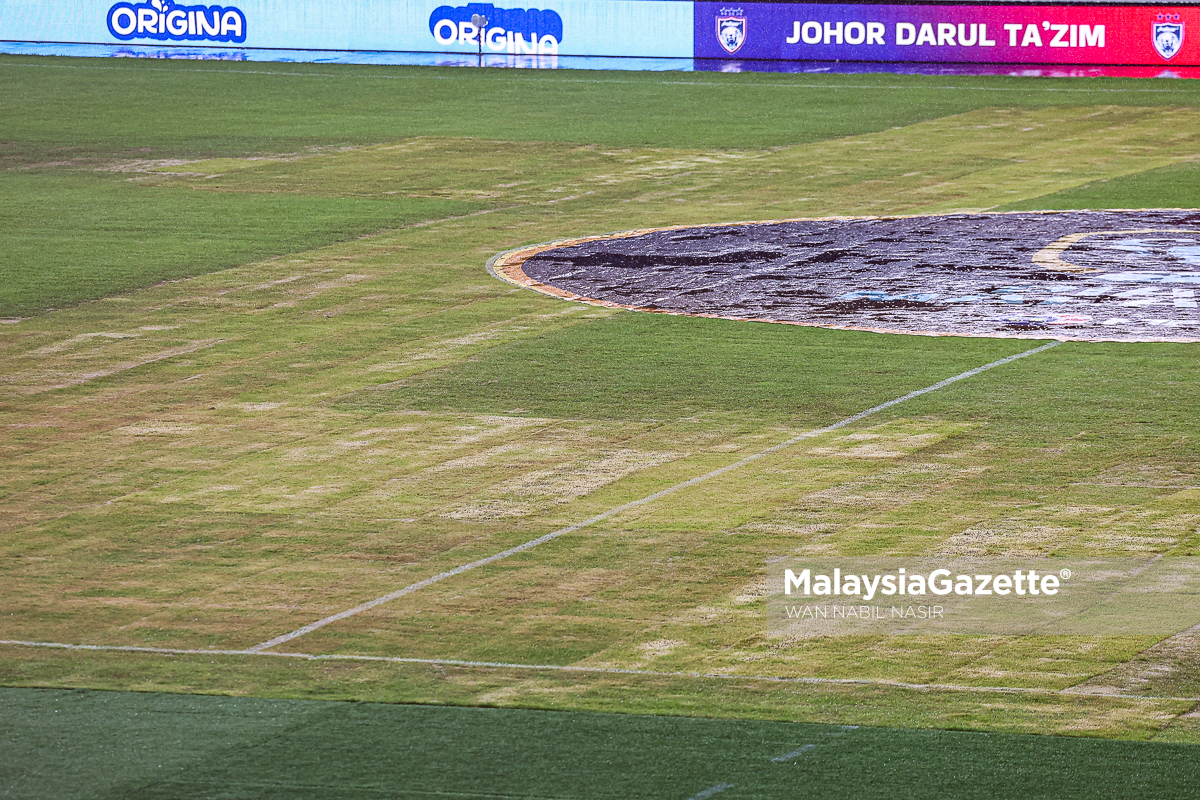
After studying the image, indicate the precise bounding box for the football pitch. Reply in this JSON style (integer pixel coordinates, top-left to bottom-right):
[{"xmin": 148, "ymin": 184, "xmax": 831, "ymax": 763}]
[{"xmin": 2, "ymin": 55, "xmax": 1200, "ymax": 796}]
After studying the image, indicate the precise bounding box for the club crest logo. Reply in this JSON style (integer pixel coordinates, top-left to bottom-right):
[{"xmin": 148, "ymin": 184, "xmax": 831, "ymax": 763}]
[
  {"xmin": 716, "ymin": 8, "xmax": 746, "ymax": 54},
  {"xmin": 1152, "ymin": 13, "xmax": 1184, "ymax": 60}
]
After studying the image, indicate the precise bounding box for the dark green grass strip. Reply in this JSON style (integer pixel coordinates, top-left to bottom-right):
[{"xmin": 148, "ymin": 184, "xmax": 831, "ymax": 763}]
[
  {"xmin": 998, "ymin": 161, "xmax": 1200, "ymax": 212},
  {"xmin": 339, "ymin": 313, "xmax": 1032, "ymax": 423},
  {"xmin": 3, "ymin": 688, "xmax": 1197, "ymax": 800},
  {"xmin": 0, "ymin": 171, "xmax": 481, "ymax": 317},
  {"xmin": 5, "ymin": 56, "xmax": 1200, "ymax": 163}
]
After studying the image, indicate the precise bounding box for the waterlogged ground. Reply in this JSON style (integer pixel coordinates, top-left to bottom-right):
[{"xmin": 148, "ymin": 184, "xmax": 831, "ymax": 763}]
[{"xmin": 2, "ymin": 60, "xmax": 1200, "ymax": 741}]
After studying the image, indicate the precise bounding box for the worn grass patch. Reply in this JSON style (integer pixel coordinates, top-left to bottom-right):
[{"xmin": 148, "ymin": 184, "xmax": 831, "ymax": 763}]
[
  {"xmin": 143, "ymin": 106, "xmax": 1200, "ymax": 221},
  {"xmin": 2, "ymin": 58, "xmax": 1199, "ymax": 743}
]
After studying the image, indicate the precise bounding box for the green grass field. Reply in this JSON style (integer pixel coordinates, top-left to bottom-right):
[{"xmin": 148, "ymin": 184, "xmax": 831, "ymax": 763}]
[
  {"xmin": 5, "ymin": 687, "xmax": 1200, "ymax": 799},
  {"xmin": 2, "ymin": 54, "xmax": 1200, "ymax": 796}
]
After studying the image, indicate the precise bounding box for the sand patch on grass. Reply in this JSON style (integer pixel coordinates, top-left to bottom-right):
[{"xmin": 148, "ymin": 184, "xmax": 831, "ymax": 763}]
[
  {"xmin": 31, "ymin": 332, "xmax": 140, "ymax": 355},
  {"xmin": 236, "ymin": 402, "xmax": 286, "ymax": 412},
  {"xmin": 117, "ymin": 422, "xmax": 200, "ymax": 436},
  {"xmin": 428, "ymin": 443, "xmax": 529, "ymax": 471},
  {"xmin": 805, "ymin": 419, "xmax": 974, "ymax": 461},
  {"xmin": 1085, "ymin": 462, "xmax": 1199, "ymax": 489},
  {"xmin": 639, "ymin": 639, "xmax": 687, "ymax": 657},
  {"xmin": 797, "ymin": 463, "xmax": 985, "ymax": 512},
  {"xmin": 732, "ymin": 576, "xmax": 775, "ymax": 605},
  {"xmin": 447, "ymin": 415, "xmax": 550, "ymax": 445},
  {"xmin": 808, "ymin": 432, "xmax": 946, "ymax": 459},
  {"xmin": 937, "ymin": 522, "xmax": 1070, "ymax": 557},
  {"xmin": 444, "ymin": 448, "xmax": 680, "ymax": 520},
  {"xmin": 368, "ymin": 326, "xmax": 533, "ymax": 370},
  {"xmin": 1069, "ymin": 631, "xmax": 1200, "ymax": 698}
]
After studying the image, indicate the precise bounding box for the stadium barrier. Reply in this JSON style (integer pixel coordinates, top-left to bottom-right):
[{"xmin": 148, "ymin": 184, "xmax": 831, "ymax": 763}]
[{"xmin": 1, "ymin": 0, "xmax": 1195, "ymax": 67}]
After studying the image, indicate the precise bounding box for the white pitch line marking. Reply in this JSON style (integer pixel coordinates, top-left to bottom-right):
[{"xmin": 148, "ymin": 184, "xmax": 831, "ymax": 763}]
[
  {"xmin": 770, "ymin": 744, "xmax": 817, "ymax": 762},
  {"xmin": 687, "ymin": 783, "xmax": 734, "ymax": 800},
  {"xmin": 249, "ymin": 340, "xmax": 1062, "ymax": 652},
  {"xmin": 3, "ymin": 638, "xmax": 1198, "ymax": 704}
]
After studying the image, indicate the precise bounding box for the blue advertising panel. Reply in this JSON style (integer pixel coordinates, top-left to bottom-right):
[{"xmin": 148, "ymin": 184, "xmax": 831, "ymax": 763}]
[{"xmin": 0, "ymin": 0, "xmax": 694, "ymax": 58}]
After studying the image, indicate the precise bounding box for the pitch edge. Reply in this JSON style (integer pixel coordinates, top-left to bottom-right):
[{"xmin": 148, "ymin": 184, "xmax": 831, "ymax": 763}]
[{"xmin": 486, "ymin": 210, "xmax": 1200, "ymax": 344}]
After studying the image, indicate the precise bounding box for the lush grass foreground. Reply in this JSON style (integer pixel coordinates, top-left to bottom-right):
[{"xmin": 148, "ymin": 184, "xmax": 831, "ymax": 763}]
[
  {"xmin": 4, "ymin": 688, "xmax": 1200, "ymax": 799},
  {"xmin": 2, "ymin": 53, "xmax": 1200, "ymax": 797}
]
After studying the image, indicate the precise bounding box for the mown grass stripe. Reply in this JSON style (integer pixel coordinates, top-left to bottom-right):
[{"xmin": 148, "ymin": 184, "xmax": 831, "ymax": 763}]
[
  {"xmin": 4, "ymin": 59, "xmax": 1198, "ymax": 94},
  {"xmin": 6, "ymin": 639, "xmax": 1198, "ymax": 703},
  {"xmin": 249, "ymin": 340, "xmax": 1061, "ymax": 652}
]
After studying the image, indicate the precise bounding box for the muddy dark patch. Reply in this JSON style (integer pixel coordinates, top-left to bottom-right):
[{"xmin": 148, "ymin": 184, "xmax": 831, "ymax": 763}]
[{"xmin": 512, "ymin": 211, "xmax": 1200, "ymax": 341}]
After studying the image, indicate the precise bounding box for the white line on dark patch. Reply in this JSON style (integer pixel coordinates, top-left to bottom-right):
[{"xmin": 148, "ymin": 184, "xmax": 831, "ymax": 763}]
[
  {"xmin": 771, "ymin": 744, "xmax": 817, "ymax": 762},
  {"xmin": 687, "ymin": 783, "xmax": 734, "ymax": 800},
  {"xmin": 823, "ymin": 725, "xmax": 861, "ymax": 736},
  {"xmin": 248, "ymin": 340, "xmax": 1062, "ymax": 651}
]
